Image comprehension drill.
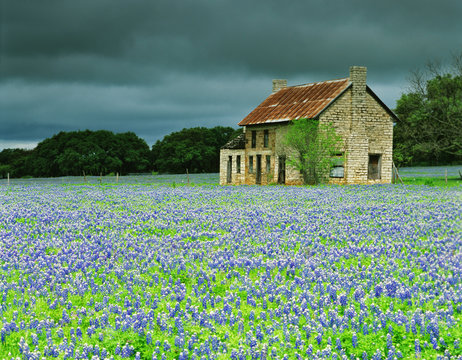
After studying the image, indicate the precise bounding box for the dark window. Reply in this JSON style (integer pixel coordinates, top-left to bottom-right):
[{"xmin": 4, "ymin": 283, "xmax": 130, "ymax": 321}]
[
  {"xmin": 227, "ymin": 156, "xmax": 232, "ymax": 183},
  {"xmin": 368, "ymin": 154, "xmax": 381, "ymax": 180},
  {"xmin": 266, "ymin": 155, "xmax": 271, "ymax": 173},
  {"xmin": 251, "ymin": 131, "xmax": 256, "ymax": 148},
  {"xmin": 264, "ymin": 130, "xmax": 269, "ymax": 148},
  {"xmin": 330, "ymin": 153, "xmax": 344, "ymax": 178},
  {"xmin": 256, "ymin": 155, "xmax": 262, "ymax": 184},
  {"xmin": 249, "ymin": 156, "xmax": 254, "ymax": 173},
  {"xmin": 236, "ymin": 155, "xmax": 241, "ymax": 174}
]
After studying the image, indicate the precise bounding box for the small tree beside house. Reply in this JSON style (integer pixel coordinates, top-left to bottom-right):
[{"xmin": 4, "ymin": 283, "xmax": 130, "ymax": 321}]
[{"xmin": 283, "ymin": 118, "xmax": 343, "ymax": 185}]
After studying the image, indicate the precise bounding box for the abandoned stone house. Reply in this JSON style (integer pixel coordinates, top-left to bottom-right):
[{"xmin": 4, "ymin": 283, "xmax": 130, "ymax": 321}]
[{"xmin": 219, "ymin": 66, "xmax": 398, "ymax": 185}]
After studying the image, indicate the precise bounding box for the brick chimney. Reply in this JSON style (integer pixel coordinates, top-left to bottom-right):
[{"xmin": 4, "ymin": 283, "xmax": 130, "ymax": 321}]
[{"xmin": 272, "ymin": 79, "xmax": 287, "ymax": 93}]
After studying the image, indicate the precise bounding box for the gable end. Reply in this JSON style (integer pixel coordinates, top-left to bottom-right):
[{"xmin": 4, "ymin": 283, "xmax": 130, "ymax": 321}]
[{"xmin": 366, "ymin": 86, "xmax": 399, "ymax": 122}]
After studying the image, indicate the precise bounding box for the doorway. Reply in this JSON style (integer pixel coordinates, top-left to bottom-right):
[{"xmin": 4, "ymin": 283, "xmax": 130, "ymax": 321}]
[
  {"xmin": 278, "ymin": 155, "xmax": 286, "ymax": 184},
  {"xmin": 368, "ymin": 154, "xmax": 381, "ymax": 180}
]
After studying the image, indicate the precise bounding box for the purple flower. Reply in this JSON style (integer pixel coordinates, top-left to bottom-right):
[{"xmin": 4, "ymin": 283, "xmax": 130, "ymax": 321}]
[
  {"xmin": 336, "ymin": 338, "xmax": 342, "ymax": 352},
  {"xmin": 352, "ymin": 332, "xmax": 358, "ymax": 348},
  {"xmin": 415, "ymin": 339, "xmax": 421, "ymax": 354},
  {"xmin": 316, "ymin": 333, "xmax": 322, "ymax": 346}
]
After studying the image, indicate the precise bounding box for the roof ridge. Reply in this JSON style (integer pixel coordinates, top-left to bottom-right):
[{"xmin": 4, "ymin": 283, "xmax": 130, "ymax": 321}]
[{"xmin": 291, "ymin": 77, "xmax": 350, "ymax": 88}]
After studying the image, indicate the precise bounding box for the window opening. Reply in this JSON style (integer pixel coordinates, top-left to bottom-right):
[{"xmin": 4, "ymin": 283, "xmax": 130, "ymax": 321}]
[
  {"xmin": 264, "ymin": 130, "xmax": 269, "ymax": 148},
  {"xmin": 330, "ymin": 153, "xmax": 344, "ymax": 178},
  {"xmin": 227, "ymin": 156, "xmax": 232, "ymax": 183}
]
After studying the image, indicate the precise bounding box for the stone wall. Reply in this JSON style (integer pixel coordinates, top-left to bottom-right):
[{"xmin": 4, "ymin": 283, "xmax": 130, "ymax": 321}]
[
  {"xmin": 219, "ymin": 149, "xmax": 245, "ymax": 185},
  {"xmin": 318, "ymin": 67, "xmax": 394, "ymax": 184},
  {"xmin": 364, "ymin": 92, "xmax": 394, "ymax": 183},
  {"xmin": 318, "ymin": 89, "xmax": 351, "ymax": 185},
  {"xmin": 319, "ymin": 89, "xmax": 352, "ymax": 143},
  {"xmin": 244, "ymin": 125, "xmax": 278, "ymax": 185}
]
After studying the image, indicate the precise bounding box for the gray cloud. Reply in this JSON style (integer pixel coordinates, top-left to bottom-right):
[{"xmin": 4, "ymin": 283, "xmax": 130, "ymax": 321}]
[{"xmin": 1, "ymin": 0, "xmax": 461, "ymax": 149}]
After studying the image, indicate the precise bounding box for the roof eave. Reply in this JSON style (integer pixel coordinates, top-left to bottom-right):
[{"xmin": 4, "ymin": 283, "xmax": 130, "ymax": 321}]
[{"xmin": 240, "ymin": 119, "xmax": 291, "ymax": 127}]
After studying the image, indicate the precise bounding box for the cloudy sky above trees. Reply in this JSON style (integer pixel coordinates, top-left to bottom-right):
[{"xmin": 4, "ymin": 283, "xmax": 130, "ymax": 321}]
[{"xmin": 1, "ymin": 0, "xmax": 461, "ymax": 150}]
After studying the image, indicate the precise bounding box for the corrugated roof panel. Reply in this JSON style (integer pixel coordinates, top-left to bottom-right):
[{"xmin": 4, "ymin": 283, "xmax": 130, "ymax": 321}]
[{"xmin": 238, "ymin": 78, "xmax": 351, "ymax": 126}]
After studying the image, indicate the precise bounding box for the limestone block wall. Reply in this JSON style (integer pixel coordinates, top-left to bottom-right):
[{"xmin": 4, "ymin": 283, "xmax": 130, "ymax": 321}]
[
  {"xmin": 244, "ymin": 125, "xmax": 278, "ymax": 185},
  {"xmin": 319, "ymin": 89, "xmax": 352, "ymax": 144},
  {"xmin": 219, "ymin": 149, "xmax": 245, "ymax": 185},
  {"xmin": 364, "ymin": 93, "xmax": 394, "ymax": 183},
  {"xmin": 319, "ymin": 89, "xmax": 351, "ymax": 185},
  {"xmin": 318, "ymin": 78, "xmax": 394, "ymax": 184},
  {"xmin": 345, "ymin": 133, "xmax": 369, "ymax": 183}
]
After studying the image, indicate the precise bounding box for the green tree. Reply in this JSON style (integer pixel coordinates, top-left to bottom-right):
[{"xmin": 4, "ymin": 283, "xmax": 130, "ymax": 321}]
[
  {"xmin": 394, "ymin": 52, "xmax": 462, "ymax": 166},
  {"xmin": 26, "ymin": 130, "xmax": 151, "ymax": 177},
  {"xmin": 115, "ymin": 132, "xmax": 151, "ymax": 174},
  {"xmin": 283, "ymin": 118, "xmax": 342, "ymax": 185},
  {"xmin": 0, "ymin": 164, "xmax": 12, "ymax": 178},
  {"xmin": 151, "ymin": 126, "xmax": 238, "ymax": 173},
  {"xmin": 0, "ymin": 148, "xmax": 32, "ymax": 178}
]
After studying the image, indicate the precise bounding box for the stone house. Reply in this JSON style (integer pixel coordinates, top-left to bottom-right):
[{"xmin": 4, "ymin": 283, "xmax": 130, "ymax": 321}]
[{"xmin": 219, "ymin": 66, "xmax": 398, "ymax": 185}]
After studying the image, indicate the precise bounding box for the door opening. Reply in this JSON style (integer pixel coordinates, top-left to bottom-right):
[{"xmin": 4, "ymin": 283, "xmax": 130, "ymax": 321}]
[
  {"xmin": 368, "ymin": 154, "xmax": 381, "ymax": 180},
  {"xmin": 278, "ymin": 155, "xmax": 286, "ymax": 184}
]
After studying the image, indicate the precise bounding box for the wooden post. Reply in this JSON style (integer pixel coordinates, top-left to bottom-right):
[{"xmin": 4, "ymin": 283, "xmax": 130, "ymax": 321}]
[
  {"xmin": 445, "ymin": 168, "xmax": 448, "ymax": 184},
  {"xmin": 186, "ymin": 168, "xmax": 190, "ymax": 184},
  {"xmin": 116, "ymin": 172, "xmax": 119, "ymax": 183},
  {"xmin": 83, "ymin": 171, "xmax": 87, "ymax": 183},
  {"xmin": 392, "ymin": 162, "xmax": 404, "ymax": 184},
  {"xmin": 7, "ymin": 172, "xmax": 9, "ymax": 186},
  {"xmin": 99, "ymin": 172, "xmax": 102, "ymax": 184}
]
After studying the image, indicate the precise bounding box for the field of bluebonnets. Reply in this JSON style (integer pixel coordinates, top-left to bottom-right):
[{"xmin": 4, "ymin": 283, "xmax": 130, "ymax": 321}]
[{"xmin": 0, "ymin": 176, "xmax": 461, "ymax": 360}]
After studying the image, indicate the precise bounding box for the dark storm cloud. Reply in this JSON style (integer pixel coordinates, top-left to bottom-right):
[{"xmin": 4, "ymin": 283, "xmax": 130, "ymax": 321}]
[{"xmin": 1, "ymin": 0, "xmax": 461, "ymax": 149}]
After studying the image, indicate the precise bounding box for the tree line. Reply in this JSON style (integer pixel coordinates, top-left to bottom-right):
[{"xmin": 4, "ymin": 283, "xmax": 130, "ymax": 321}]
[
  {"xmin": 0, "ymin": 127, "xmax": 241, "ymax": 178},
  {"xmin": 393, "ymin": 52, "xmax": 462, "ymax": 166}
]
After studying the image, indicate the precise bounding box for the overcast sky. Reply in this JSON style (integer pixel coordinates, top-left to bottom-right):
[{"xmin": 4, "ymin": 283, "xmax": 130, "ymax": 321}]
[{"xmin": 1, "ymin": 0, "xmax": 461, "ymax": 150}]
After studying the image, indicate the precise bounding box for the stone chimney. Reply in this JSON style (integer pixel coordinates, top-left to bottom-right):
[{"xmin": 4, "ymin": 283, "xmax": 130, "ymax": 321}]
[
  {"xmin": 272, "ymin": 79, "xmax": 287, "ymax": 93},
  {"xmin": 350, "ymin": 66, "xmax": 367, "ymax": 100},
  {"xmin": 349, "ymin": 66, "xmax": 367, "ymax": 134},
  {"xmin": 346, "ymin": 66, "xmax": 368, "ymax": 184}
]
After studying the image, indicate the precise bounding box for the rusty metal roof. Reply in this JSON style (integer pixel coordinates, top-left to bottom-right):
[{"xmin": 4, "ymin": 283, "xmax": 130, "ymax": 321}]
[{"xmin": 238, "ymin": 78, "xmax": 351, "ymax": 126}]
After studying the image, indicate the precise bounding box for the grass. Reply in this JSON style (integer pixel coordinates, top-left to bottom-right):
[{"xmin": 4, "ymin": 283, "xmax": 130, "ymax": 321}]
[{"xmin": 400, "ymin": 176, "xmax": 462, "ymax": 187}]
